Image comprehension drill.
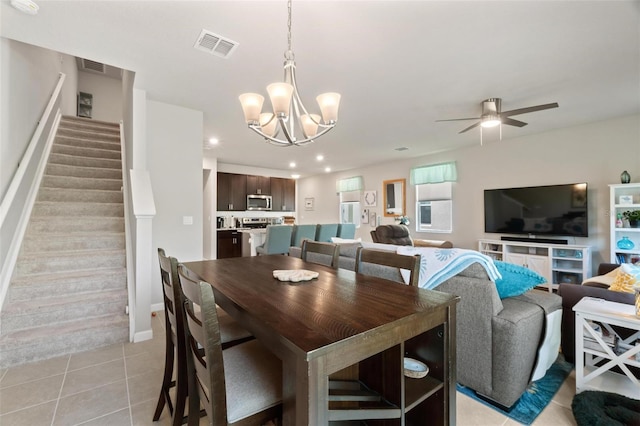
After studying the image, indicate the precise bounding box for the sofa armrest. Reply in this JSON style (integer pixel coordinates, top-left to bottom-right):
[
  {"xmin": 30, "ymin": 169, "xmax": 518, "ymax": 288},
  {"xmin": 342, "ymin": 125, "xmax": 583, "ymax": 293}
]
[
  {"xmin": 412, "ymin": 239, "xmax": 453, "ymax": 248},
  {"xmin": 597, "ymin": 263, "xmax": 619, "ymax": 275}
]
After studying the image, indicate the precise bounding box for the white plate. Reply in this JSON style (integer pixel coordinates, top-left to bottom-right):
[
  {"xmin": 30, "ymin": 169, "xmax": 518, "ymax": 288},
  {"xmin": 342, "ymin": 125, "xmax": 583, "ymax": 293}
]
[
  {"xmin": 273, "ymin": 269, "xmax": 319, "ymax": 282},
  {"xmin": 404, "ymin": 357, "xmax": 429, "ymax": 379}
]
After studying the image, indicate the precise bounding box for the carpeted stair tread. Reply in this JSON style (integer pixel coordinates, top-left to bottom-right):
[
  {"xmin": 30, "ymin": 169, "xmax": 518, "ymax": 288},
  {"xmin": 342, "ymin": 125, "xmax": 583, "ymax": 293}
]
[
  {"xmin": 37, "ymin": 187, "xmax": 123, "ymax": 203},
  {"xmin": 9, "ymin": 267, "xmax": 126, "ymax": 290},
  {"xmin": 54, "ymin": 135, "xmax": 121, "ymax": 152},
  {"xmin": 51, "ymin": 144, "xmax": 121, "ymax": 160},
  {"xmin": 20, "ymin": 234, "xmax": 124, "ymax": 253},
  {"xmin": 48, "ymin": 153, "xmax": 122, "ymax": 169},
  {"xmin": 56, "ymin": 127, "xmax": 120, "ymax": 143},
  {"xmin": 31, "ymin": 201, "xmax": 124, "ymax": 217},
  {"xmin": 42, "ymin": 174, "xmax": 123, "ymax": 191},
  {"xmin": 45, "ymin": 163, "xmax": 122, "ymax": 180},
  {"xmin": 60, "ymin": 115, "xmax": 120, "ymax": 130},
  {"xmin": 15, "ymin": 248, "xmax": 125, "ymax": 276},
  {"xmin": 26, "ymin": 216, "xmax": 124, "ymax": 233},
  {"xmin": 0, "ymin": 315, "xmax": 129, "ymax": 368},
  {"xmin": 1, "ymin": 289, "xmax": 127, "ymax": 321}
]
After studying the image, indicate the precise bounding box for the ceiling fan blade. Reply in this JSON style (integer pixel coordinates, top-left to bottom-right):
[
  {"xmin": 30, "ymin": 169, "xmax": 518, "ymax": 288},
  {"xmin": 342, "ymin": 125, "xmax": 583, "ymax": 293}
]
[
  {"xmin": 459, "ymin": 122, "xmax": 481, "ymax": 133},
  {"xmin": 435, "ymin": 117, "xmax": 481, "ymax": 122},
  {"xmin": 500, "ymin": 102, "xmax": 559, "ymax": 117},
  {"xmin": 501, "ymin": 117, "xmax": 528, "ymax": 127}
]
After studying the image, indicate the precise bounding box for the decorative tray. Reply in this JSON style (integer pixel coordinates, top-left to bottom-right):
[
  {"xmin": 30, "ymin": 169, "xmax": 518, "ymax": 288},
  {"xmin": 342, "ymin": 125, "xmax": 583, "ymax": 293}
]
[
  {"xmin": 273, "ymin": 269, "xmax": 319, "ymax": 282},
  {"xmin": 403, "ymin": 357, "xmax": 429, "ymax": 379}
]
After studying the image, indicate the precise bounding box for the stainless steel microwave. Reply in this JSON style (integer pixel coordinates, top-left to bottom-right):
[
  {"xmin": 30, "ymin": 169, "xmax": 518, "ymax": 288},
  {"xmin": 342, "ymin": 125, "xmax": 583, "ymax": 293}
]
[{"xmin": 247, "ymin": 194, "xmax": 272, "ymax": 211}]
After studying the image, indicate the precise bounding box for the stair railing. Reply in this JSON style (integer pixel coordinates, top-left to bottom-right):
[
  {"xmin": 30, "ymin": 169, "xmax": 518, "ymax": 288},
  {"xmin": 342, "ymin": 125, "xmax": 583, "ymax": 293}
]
[{"xmin": 0, "ymin": 73, "xmax": 66, "ymax": 310}]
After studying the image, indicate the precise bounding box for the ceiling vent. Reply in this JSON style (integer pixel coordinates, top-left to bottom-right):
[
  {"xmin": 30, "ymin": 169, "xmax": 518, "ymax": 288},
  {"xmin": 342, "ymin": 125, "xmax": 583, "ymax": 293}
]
[
  {"xmin": 194, "ymin": 29, "xmax": 238, "ymax": 59},
  {"xmin": 80, "ymin": 58, "xmax": 106, "ymax": 73}
]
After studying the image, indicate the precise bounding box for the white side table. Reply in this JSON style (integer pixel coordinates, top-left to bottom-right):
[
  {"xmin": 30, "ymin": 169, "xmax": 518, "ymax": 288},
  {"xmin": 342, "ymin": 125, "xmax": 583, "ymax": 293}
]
[{"xmin": 573, "ymin": 297, "xmax": 640, "ymax": 398}]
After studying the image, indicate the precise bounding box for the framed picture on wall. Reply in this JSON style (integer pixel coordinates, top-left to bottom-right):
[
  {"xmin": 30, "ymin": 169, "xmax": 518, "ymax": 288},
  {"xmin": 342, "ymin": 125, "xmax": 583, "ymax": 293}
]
[
  {"xmin": 370, "ymin": 211, "xmax": 377, "ymax": 227},
  {"xmin": 362, "ymin": 208, "xmax": 369, "ymax": 224},
  {"xmin": 304, "ymin": 197, "xmax": 314, "ymax": 210},
  {"xmin": 364, "ymin": 190, "xmax": 377, "ymax": 207}
]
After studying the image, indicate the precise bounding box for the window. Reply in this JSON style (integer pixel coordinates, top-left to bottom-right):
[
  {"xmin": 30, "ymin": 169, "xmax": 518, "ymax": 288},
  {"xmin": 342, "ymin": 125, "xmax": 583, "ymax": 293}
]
[
  {"xmin": 415, "ymin": 182, "xmax": 452, "ymax": 233},
  {"xmin": 340, "ymin": 191, "xmax": 361, "ymax": 228},
  {"xmin": 340, "ymin": 202, "xmax": 361, "ymax": 227}
]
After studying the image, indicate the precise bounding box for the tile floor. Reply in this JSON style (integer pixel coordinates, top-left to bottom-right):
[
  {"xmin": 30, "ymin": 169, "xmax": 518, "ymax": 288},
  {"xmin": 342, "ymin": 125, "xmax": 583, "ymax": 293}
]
[{"xmin": 0, "ymin": 312, "xmax": 578, "ymax": 426}]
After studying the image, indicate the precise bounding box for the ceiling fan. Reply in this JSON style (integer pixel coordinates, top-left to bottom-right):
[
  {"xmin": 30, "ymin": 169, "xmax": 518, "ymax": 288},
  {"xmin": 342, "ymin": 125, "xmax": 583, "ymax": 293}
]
[{"xmin": 436, "ymin": 98, "xmax": 559, "ymax": 134}]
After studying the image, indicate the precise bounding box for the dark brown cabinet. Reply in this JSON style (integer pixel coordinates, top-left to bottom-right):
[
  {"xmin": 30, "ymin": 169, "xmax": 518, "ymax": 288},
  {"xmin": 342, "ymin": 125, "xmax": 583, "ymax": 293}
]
[
  {"xmin": 246, "ymin": 175, "xmax": 271, "ymax": 195},
  {"xmin": 216, "ymin": 230, "xmax": 242, "ymax": 258},
  {"xmin": 271, "ymin": 177, "xmax": 296, "ymax": 211},
  {"xmin": 217, "ymin": 173, "xmax": 247, "ymax": 211}
]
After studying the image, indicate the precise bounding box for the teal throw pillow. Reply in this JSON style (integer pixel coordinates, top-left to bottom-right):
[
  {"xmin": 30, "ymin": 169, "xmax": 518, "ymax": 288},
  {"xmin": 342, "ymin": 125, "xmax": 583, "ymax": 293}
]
[{"xmin": 493, "ymin": 260, "xmax": 547, "ymax": 298}]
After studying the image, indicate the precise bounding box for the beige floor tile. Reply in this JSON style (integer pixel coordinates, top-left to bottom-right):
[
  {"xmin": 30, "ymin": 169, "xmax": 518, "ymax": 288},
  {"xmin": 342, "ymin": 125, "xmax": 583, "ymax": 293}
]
[
  {"xmin": 0, "ymin": 355, "xmax": 69, "ymax": 388},
  {"xmin": 529, "ymin": 402, "xmax": 577, "ymax": 426},
  {"xmin": 79, "ymin": 407, "xmax": 132, "ymax": 425},
  {"xmin": 67, "ymin": 343, "xmax": 124, "ymax": 371},
  {"xmin": 53, "ymin": 380, "xmax": 129, "ymax": 426},
  {"xmin": 456, "ymin": 392, "xmax": 509, "ymax": 426},
  {"xmin": 552, "ymin": 372, "xmax": 577, "ymax": 409},
  {"xmin": 127, "ymin": 368, "xmax": 165, "ymax": 407},
  {"xmin": 125, "ymin": 350, "xmax": 166, "ymax": 378},
  {"xmin": 124, "ymin": 336, "xmax": 165, "ymax": 359},
  {"xmin": 0, "ymin": 374, "xmax": 63, "ymax": 415},
  {"xmin": 0, "ymin": 401, "xmax": 57, "ymax": 426},
  {"xmin": 61, "ymin": 359, "xmax": 126, "ymax": 397},
  {"xmin": 131, "ymin": 398, "xmax": 172, "ymax": 426}
]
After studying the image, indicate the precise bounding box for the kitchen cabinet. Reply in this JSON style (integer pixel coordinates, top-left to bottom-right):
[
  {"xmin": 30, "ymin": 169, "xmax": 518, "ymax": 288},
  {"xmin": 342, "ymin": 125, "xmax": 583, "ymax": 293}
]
[
  {"xmin": 217, "ymin": 230, "xmax": 242, "ymax": 258},
  {"xmin": 217, "ymin": 173, "xmax": 247, "ymax": 211},
  {"xmin": 271, "ymin": 177, "xmax": 296, "ymax": 211},
  {"xmin": 246, "ymin": 175, "xmax": 271, "ymax": 195}
]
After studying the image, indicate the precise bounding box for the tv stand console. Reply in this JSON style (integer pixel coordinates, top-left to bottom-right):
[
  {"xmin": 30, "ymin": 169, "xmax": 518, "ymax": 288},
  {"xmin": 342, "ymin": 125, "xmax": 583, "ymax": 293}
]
[{"xmin": 479, "ymin": 239, "xmax": 591, "ymax": 292}]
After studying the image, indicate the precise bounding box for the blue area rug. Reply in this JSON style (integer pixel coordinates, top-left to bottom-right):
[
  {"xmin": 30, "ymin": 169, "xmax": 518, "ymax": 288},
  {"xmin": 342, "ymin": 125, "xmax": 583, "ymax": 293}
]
[{"xmin": 457, "ymin": 354, "xmax": 573, "ymax": 425}]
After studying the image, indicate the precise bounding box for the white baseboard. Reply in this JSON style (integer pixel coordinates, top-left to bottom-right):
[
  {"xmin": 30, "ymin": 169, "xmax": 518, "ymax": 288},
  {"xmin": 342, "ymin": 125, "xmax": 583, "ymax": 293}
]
[
  {"xmin": 133, "ymin": 329, "xmax": 153, "ymax": 343},
  {"xmin": 151, "ymin": 302, "xmax": 164, "ymax": 313}
]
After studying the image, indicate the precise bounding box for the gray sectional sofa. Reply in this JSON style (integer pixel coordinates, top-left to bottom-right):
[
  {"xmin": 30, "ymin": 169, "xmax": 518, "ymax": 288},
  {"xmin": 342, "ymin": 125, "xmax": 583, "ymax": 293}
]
[{"xmin": 289, "ymin": 240, "xmax": 562, "ymax": 408}]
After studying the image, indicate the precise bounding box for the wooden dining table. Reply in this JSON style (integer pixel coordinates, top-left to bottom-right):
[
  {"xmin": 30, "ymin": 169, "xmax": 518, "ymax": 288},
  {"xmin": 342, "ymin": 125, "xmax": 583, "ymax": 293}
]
[{"xmin": 184, "ymin": 254, "xmax": 459, "ymax": 426}]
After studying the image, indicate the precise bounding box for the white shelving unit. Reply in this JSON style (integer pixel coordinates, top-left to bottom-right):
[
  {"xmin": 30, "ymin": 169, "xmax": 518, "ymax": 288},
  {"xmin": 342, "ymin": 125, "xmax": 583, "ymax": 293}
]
[
  {"xmin": 609, "ymin": 183, "xmax": 640, "ymax": 264},
  {"xmin": 479, "ymin": 239, "xmax": 591, "ymax": 292}
]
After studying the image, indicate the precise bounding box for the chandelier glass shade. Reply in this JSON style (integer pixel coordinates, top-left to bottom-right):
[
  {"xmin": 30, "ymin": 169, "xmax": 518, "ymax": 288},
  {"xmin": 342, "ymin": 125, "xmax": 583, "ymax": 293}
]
[{"xmin": 239, "ymin": 0, "xmax": 341, "ymax": 147}]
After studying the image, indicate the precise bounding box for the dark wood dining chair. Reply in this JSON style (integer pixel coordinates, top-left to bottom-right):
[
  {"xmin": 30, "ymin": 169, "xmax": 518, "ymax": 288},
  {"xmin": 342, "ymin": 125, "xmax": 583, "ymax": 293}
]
[
  {"xmin": 153, "ymin": 249, "xmax": 254, "ymax": 426},
  {"xmin": 177, "ymin": 264, "xmax": 282, "ymax": 426},
  {"xmin": 301, "ymin": 239, "xmax": 340, "ymax": 269},
  {"xmin": 355, "ymin": 247, "xmax": 421, "ymax": 286}
]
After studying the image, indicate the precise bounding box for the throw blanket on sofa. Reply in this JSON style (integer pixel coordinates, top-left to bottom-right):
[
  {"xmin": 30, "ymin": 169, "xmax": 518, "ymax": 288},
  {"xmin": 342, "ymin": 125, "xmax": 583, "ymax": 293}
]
[{"xmin": 396, "ymin": 246, "xmax": 502, "ymax": 289}]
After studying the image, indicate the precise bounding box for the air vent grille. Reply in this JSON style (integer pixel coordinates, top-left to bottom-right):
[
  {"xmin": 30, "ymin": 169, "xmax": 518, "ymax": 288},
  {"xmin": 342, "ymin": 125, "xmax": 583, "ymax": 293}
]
[
  {"xmin": 394, "ymin": 147, "xmax": 409, "ymax": 152},
  {"xmin": 82, "ymin": 59, "xmax": 106, "ymax": 73},
  {"xmin": 194, "ymin": 29, "xmax": 238, "ymax": 59}
]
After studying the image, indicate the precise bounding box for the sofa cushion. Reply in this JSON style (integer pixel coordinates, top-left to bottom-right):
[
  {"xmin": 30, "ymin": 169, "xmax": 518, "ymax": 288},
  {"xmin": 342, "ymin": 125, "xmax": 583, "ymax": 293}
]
[
  {"xmin": 493, "ymin": 261, "xmax": 547, "ymax": 299},
  {"xmin": 609, "ymin": 263, "xmax": 640, "ymax": 293}
]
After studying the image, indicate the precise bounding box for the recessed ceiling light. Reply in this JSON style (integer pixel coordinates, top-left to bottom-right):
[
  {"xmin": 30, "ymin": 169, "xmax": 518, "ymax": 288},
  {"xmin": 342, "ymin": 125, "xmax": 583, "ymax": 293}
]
[
  {"xmin": 316, "ymin": 154, "xmax": 324, "ymax": 161},
  {"xmin": 291, "ymin": 174, "xmax": 300, "ymax": 179},
  {"xmin": 209, "ymin": 137, "xmax": 219, "ymax": 145},
  {"xmin": 11, "ymin": 0, "xmax": 38, "ymax": 15},
  {"xmin": 289, "ymin": 162, "xmax": 296, "ymax": 168},
  {"xmin": 325, "ymin": 167, "xmax": 331, "ymax": 173}
]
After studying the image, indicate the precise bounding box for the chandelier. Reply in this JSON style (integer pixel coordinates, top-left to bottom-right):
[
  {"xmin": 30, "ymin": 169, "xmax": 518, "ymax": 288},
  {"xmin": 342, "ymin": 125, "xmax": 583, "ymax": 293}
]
[{"xmin": 239, "ymin": 0, "xmax": 341, "ymax": 147}]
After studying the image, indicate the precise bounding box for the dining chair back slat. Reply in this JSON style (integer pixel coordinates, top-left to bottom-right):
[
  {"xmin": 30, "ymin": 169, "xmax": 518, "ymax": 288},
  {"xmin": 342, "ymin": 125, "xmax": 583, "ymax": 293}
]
[
  {"xmin": 301, "ymin": 240, "xmax": 340, "ymax": 269},
  {"xmin": 355, "ymin": 247, "xmax": 421, "ymax": 286}
]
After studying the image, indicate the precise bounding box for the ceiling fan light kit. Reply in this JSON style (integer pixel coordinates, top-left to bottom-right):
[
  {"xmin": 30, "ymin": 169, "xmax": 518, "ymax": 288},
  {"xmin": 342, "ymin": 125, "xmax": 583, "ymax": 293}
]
[
  {"xmin": 437, "ymin": 97, "xmax": 559, "ymax": 144},
  {"xmin": 11, "ymin": 0, "xmax": 39, "ymax": 15},
  {"xmin": 239, "ymin": 0, "xmax": 341, "ymax": 147}
]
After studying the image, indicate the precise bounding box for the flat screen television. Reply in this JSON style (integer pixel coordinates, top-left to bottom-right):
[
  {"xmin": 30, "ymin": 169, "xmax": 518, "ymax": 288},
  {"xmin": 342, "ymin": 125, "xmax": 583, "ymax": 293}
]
[{"xmin": 484, "ymin": 183, "xmax": 588, "ymax": 237}]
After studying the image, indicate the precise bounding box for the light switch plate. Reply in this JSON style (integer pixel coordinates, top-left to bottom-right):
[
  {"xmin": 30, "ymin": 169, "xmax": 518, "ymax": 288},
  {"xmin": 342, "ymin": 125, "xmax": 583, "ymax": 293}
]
[{"xmin": 183, "ymin": 216, "xmax": 193, "ymax": 225}]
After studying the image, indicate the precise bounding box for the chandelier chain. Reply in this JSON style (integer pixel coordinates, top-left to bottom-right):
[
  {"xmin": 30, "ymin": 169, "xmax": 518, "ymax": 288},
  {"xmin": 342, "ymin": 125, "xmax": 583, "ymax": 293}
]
[{"xmin": 287, "ymin": 0, "xmax": 292, "ymax": 52}]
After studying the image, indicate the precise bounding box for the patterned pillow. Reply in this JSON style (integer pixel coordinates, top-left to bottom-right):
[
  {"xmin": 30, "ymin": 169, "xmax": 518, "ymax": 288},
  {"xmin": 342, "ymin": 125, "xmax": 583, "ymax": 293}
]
[{"xmin": 609, "ymin": 263, "xmax": 640, "ymax": 293}]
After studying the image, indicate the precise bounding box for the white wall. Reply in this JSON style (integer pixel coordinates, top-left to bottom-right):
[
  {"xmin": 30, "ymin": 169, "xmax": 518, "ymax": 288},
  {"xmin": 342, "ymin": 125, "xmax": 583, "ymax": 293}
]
[
  {"xmin": 297, "ymin": 114, "xmax": 640, "ymax": 274},
  {"xmin": 0, "ymin": 37, "xmax": 77, "ymax": 198},
  {"xmin": 77, "ymin": 70, "xmax": 122, "ymax": 122},
  {"xmin": 203, "ymin": 157, "xmax": 218, "ymax": 260},
  {"xmin": 147, "ymin": 100, "xmax": 203, "ymax": 306}
]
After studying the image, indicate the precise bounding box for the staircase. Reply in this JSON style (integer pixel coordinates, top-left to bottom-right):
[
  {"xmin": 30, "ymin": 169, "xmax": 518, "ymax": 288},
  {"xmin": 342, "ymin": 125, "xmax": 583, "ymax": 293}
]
[{"xmin": 0, "ymin": 116, "xmax": 129, "ymax": 368}]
